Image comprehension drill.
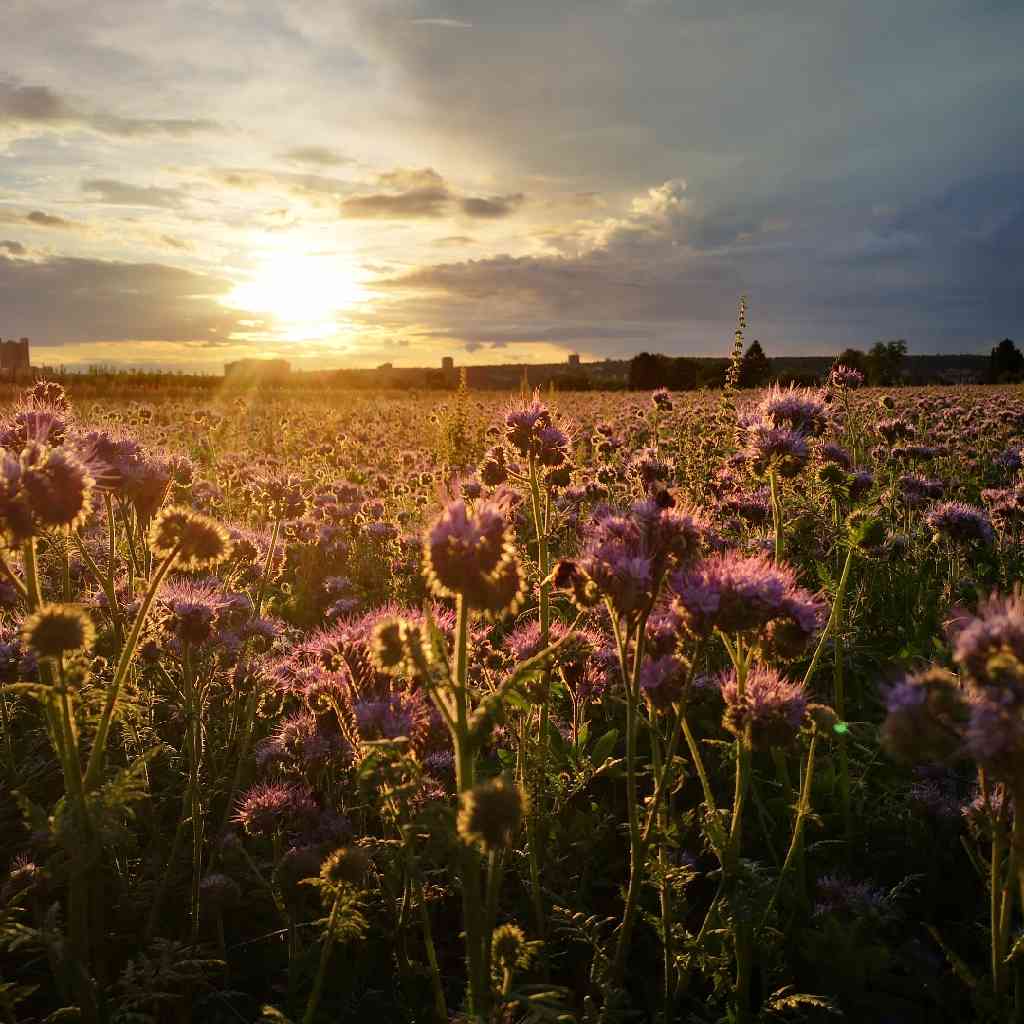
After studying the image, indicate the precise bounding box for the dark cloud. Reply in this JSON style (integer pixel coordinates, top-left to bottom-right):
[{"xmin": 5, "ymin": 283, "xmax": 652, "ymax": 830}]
[
  {"xmin": 278, "ymin": 145, "xmax": 350, "ymax": 167},
  {"xmin": 433, "ymin": 235, "xmax": 477, "ymax": 247},
  {"xmin": 459, "ymin": 193, "xmax": 525, "ymax": 219},
  {"xmin": 27, "ymin": 210, "xmax": 74, "ymax": 228},
  {"xmin": 0, "ymin": 78, "xmax": 222, "ymax": 139},
  {"xmin": 339, "ymin": 185, "xmax": 450, "ymax": 219},
  {"xmin": 0, "ymin": 241, "xmax": 26, "ymax": 255},
  {"xmin": 82, "ymin": 179, "xmax": 185, "ymax": 209},
  {"xmin": 0, "ymin": 253, "xmax": 245, "ymax": 344}
]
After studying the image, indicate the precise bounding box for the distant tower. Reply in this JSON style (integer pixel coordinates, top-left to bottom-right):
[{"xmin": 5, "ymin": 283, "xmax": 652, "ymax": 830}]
[
  {"xmin": 441, "ymin": 355, "xmax": 456, "ymax": 387},
  {"xmin": 0, "ymin": 337, "xmax": 30, "ymax": 379},
  {"xmin": 568, "ymin": 353, "xmax": 581, "ymax": 368}
]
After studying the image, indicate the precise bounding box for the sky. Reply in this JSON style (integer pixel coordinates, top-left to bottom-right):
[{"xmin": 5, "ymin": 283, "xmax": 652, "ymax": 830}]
[{"xmin": 0, "ymin": 0, "xmax": 1022, "ymax": 372}]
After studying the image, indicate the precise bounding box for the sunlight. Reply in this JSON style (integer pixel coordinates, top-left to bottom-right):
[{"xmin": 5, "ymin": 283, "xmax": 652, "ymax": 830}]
[{"xmin": 223, "ymin": 250, "xmax": 367, "ymax": 329}]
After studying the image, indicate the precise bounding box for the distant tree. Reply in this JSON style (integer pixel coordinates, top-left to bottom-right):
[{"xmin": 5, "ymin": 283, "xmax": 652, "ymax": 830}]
[
  {"xmin": 738, "ymin": 339, "xmax": 771, "ymax": 387},
  {"xmin": 664, "ymin": 356, "xmax": 698, "ymax": 391},
  {"xmin": 866, "ymin": 340, "xmax": 907, "ymax": 385},
  {"xmin": 629, "ymin": 352, "xmax": 662, "ymax": 390},
  {"xmin": 629, "ymin": 353, "xmax": 698, "ymax": 390},
  {"xmin": 834, "ymin": 347, "xmax": 867, "ymax": 375},
  {"xmin": 989, "ymin": 338, "xmax": 1024, "ymax": 383}
]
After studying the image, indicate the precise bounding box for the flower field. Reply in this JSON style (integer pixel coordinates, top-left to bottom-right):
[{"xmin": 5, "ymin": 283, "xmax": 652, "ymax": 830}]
[{"xmin": 2, "ymin": 372, "xmax": 1024, "ymax": 1023}]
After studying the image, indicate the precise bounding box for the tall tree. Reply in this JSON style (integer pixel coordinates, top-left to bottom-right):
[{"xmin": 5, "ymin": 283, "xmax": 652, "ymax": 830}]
[
  {"xmin": 738, "ymin": 339, "xmax": 771, "ymax": 387},
  {"xmin": 989, "ymin": 338, "xmax": 1024, "ymax": 382},
  {"xmin": 866, "ymin": 339, "xmax": 907, "ymax": 385}
]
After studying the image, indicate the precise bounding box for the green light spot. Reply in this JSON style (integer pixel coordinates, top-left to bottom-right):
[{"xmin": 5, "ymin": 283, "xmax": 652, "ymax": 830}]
[{"xmin": 833, "ymin": 721, "xmax": 849, "ymax": 734}]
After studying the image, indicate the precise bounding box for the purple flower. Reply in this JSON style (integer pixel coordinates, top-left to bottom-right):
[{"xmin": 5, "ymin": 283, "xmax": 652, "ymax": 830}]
[
  {"xmin": 756, "ymin": 385, "xmax": 829, "ymax": 437},
  {"xmin": 719, "ymin": 666, "xmax": 807, "ymax": 749},
  {"xmin": 670, "ymin": 551, "xmax": 821, "ymax": 638},
  {"xmin": 925, "ymin": 501, "xmax": 994, "ymax": 547},
  {"xmin": 234, "ymin": 782, "xmax": 321, "ymax": 839}
]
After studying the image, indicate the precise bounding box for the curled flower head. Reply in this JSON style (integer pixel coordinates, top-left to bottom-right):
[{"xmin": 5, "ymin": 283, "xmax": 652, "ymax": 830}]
[
  {"xmin": 926, "ymin": 501, "xmax": 994, "ymax": 547},
  {"xmin": 827, "ymin": 365, "xmax": 865, "ymax": 391},
  {"xmin": 20, "ymin": 444, "xmax": 94, "ymax": 532},
  {"xmin": 880, "ymin": 668, "xmax": 966, "ymax": 764},
  {"xmin": 757, "ymin": 384, "xmax": 829, "ymax": 437},
  {"xmin": 720, "ymin": 666, "xmax": 807, "ymax": 750},
  {"xmin": 639, "ymin": 655, "xmax": 689, "ymax": 709},
  {"xmin": 670, "ymin": 551, "xmax": 823, "ymax": 639},
  {"xmin": 149, "ymin": 505, "xmax": 233, "ymax": 571},
  {"xmin": 950, "ymin": 589, "xmax": 1024, "ymax": 689},
  {"xmin": 742, "ymin": 421, "xmax": 809, "ymax": 478},
  {"xmin": 22, "ymin": 603, "xmax": 95, "ymax": 661},
  {"xmin": 234, "ymin": 781, "xmax": 320, "ymax": 839},
  {"xmin": 457, "ymin": 777, "xmax": 528, "ymax": 852},
  {"xmin": 423, "ymin": 499, "xmax": 523, "ymax": 617},
  {"xmin": 504, "ymin": 394, "xmax": 552, "ymax": 458}
]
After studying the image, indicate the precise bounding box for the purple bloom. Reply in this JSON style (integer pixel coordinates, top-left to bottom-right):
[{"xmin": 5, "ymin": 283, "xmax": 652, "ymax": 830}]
[
  {"xmin": 720, "ymin": 666, "xmax": 807, "ymax": 750},
  {"xmin": 925, "ymin": 501, "xmax": 994, "ymax": 547}
]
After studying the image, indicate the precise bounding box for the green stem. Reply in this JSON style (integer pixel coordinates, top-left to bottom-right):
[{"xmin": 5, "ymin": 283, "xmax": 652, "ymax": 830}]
[
  {"xmin": 303, "ymin": 888, "xmax": 343, "ymax": 1024},
  {"xmin": 84, "ymin": 544, "xmax": 180, "ymax": 791},
  {"xmin": 254, "ymin": 517, "xmax": 281, "ymax": 617}
]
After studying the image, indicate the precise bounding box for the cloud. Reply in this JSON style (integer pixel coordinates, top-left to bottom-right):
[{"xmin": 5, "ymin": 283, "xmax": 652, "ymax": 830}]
[
  {"xmin": 0, "ymin": 240, "xmax": 26, "ymax": 255},
  {"xmin": 433, "ymin": 235, "xmax": 476, "ymax": 246},
  {"xmin": 0, "ymin": 252, "xmax": 248, "ymax": 345},
  {"xmin": 81, "ymin": 178, "xmax": 186, "ymax": 209},
  {"xmin": 278, "ymin": 145, "xmax": 350, "ymax": 167},
  {"xmin": 0, "ymin": 77, "xmax": 222, "ymax": 140},
  {"xmin": 339, "ymin": 185, "xmax": 450, "ymax": 219},
  {"xmin": 459, "ymin": 193, "xmax": 525, "ymax": 219},
  {"xmin": 410, "ymin": 18, "xmax": 473, "ymax": 29},
  {"xmin": 27, "ymin": 210, "xmax": 76, "ymax": 228}
]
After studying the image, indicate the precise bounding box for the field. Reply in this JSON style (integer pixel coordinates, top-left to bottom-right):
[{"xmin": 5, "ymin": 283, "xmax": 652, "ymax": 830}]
[{"xmin": 1, "ymin": 373, "xmax": 1023, "ymax": 1023}]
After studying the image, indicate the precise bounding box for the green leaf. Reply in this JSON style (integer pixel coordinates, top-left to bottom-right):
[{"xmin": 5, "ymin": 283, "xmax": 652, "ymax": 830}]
[{"xmin": 589, "ymin": 729, "xmax": 619, "ymax": 769}]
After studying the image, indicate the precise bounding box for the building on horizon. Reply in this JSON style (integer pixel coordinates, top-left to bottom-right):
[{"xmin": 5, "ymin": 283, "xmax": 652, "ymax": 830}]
[{"xmin": 0, "ymin": 337, "xmax": 31, "ymax": 379}]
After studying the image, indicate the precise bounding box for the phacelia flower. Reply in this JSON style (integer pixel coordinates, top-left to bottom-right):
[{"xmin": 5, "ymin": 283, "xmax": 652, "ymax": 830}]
[
  {"xmin": 149, "ymin": 505, "xmax": 233, "ymax": 570},
  {"xmin": 720, "ymin": 666, "xmax": 807, "ymax": 750}
]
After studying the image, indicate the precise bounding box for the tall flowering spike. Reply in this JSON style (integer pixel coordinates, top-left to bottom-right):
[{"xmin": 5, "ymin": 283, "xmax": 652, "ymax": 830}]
[
  {"xmin": 149, "ymin": 505, "xmax": 233, "ymax": 571},
  {"xmin": 720, "ymin": 666, "xmax": 808, "ymax": 750}
]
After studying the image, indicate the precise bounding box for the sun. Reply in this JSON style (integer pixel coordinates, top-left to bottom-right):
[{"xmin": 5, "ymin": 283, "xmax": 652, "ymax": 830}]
[{"xmin": 224, "ymin": 251, "xmax": 367, "ymax": 328}]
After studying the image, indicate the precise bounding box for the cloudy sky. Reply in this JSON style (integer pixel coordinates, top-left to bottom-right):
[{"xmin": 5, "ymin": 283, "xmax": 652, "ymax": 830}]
[{"xmin": 1, "ymin": 0, "xmax": 1021, "ymax": 371}]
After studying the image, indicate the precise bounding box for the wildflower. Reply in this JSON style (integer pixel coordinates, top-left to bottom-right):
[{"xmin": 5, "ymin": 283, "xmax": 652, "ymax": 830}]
[
  {"xmin": 880, "ymin": 668, "xmax": 965, "ymax": 764},
  {"xmin": 639, "ymin": 655, "xmax": 689, "ymax": 709},
  {"xmin": 198, "ymin": 873, "xmax": 241, "ymax": 912},
  {"xmin": 149, "ymin": 505, "xmax": 233, "ymax": 570},
  {"xmin": 925, "ymin": 501, "xmax": 994, "ymax": 547},
  {"xmin": 827, "ymin": 365, "xmax": 865, "ymax": 390},
  {"xmin": 720, "ymin": 666, "xmax": 807, "ymax": 750},
  {"xmin": 234, "ymin": 781, "xmax": 320, "ymax": 839},
  {"xmin": 423, "ymin": 499, "xmax": 523, "ymax": 617},
  {"xmin": 22, "ymin": 604, "xmax": 95, "ymax": 661},
  {"xmin": 670, "ymin": 551, "xmax": 821, "ymax": 639},
  {"xmin": 504, "ymin": 395, "xmax": 552, "ymax": 458},
  {"xmin": 20, "ymin": 444, "xmax": 94, "ymax": 531},
  {"xmin": 742, "ymin": 421, "xmax": 809, "ymax": 478},
  {"xmin": 457, "ymin": 777, "xmax": 527, "ymax": 852},
  {"xmin": 321, "ymin": 846, "xmax": 372, "ymax": 887},
  {"xmin": 757, "ymin": 384, "xmax": 829, "ymax": 436},
  {"xmin": 949, "ymin": 589, "xmax": 1024, "ymax": 689}
]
